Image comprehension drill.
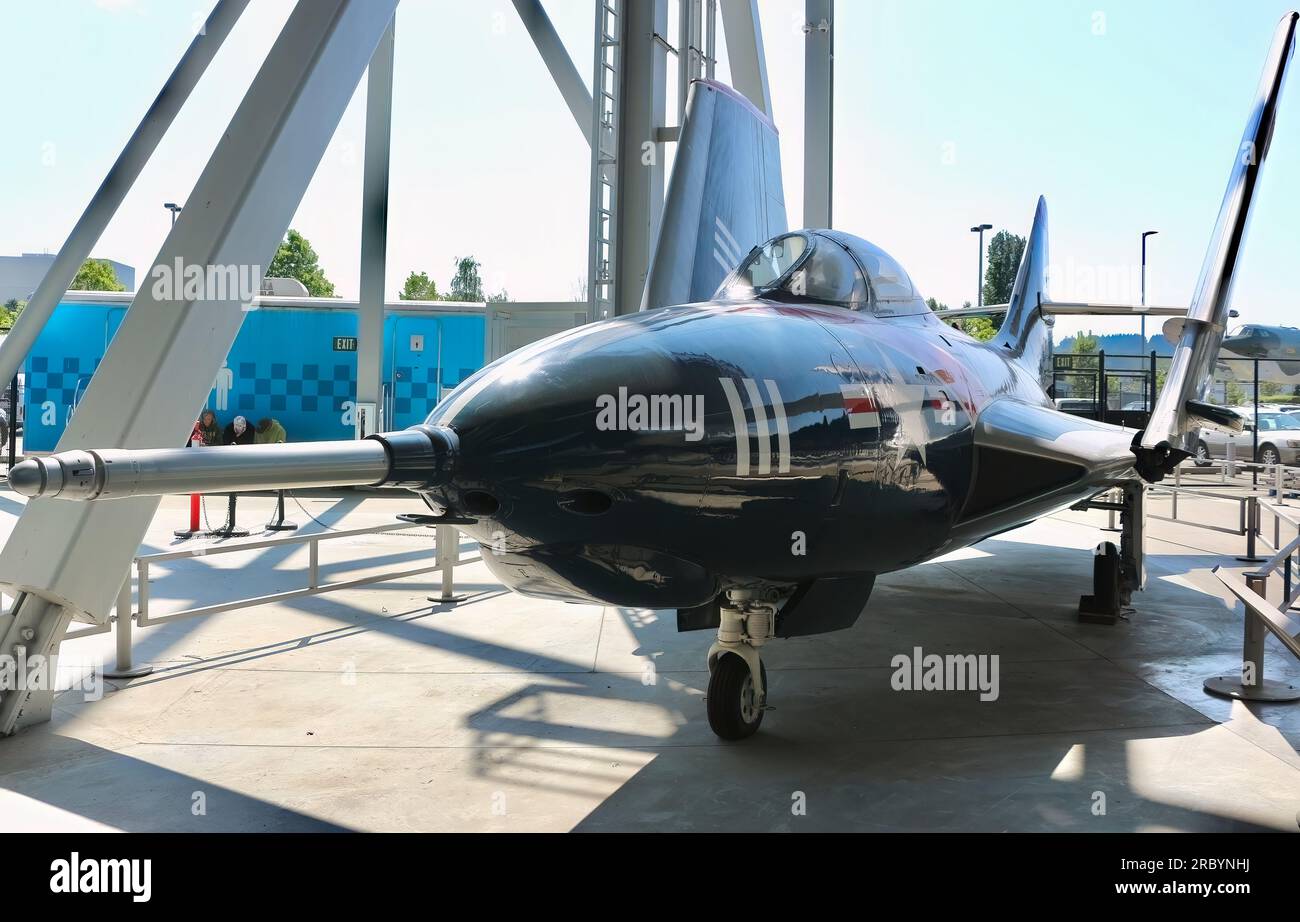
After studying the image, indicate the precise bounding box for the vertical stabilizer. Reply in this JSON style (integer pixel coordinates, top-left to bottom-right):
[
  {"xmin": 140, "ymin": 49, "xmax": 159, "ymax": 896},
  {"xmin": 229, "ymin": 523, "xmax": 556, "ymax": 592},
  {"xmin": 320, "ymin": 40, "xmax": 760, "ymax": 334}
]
[
  {"xmin": 641, "ymin": 79, "xmax": 787, "ymax": 311},
  {"xmin": 995, "ymin": 196, "xmax": 1054, "ymax": 388}
]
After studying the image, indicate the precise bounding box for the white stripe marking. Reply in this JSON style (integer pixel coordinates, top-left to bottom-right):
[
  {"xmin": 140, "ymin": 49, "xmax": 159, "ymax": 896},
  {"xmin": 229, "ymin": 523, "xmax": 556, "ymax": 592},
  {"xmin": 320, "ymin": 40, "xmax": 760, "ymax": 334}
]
[
  {"xmin": 742, "ymin": 377, "xmax": 771, "ymax": 474},
  {"xmin": 765, "ymin": 379, "xmax": 790, "ymax": 473},
  {"xmin": 719, "ymin": 378, "xmax": 750, "ymax": 476}
]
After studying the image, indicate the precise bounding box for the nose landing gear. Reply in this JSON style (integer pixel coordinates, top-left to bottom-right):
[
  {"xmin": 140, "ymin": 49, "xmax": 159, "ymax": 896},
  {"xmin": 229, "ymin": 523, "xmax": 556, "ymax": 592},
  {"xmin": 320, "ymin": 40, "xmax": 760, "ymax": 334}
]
[{"xmin": 706, "ymin": 589, "xmax": 778, "ymax": 740}]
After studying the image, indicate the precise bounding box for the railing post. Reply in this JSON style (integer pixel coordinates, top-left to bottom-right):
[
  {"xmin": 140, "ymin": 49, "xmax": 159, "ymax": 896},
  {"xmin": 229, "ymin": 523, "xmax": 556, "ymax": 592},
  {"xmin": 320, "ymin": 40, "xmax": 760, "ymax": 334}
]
[
  {"xmin": 1276, "ymin": 463, "xmax": 1286, "ymax": 505},
  {"xmin": 1173, "ymin": 464, "xmax": 1181, "ymax": 520},
  {"xmin": 1237, "ymin": 496, "xmax": 1265, "ymax": 563},
  {"xmin": 1226, "ymin": 441, "xmax": 1236, "ymax": 478},
  {"xmin": 308, "ymin": 538, "xmax": 319, "ymax": 590},
  {"xmin": 1241, "ymin": 573, "xmax": 1269, "ymax": 692},
  {"xmin": 429, "ymin": 524, "xmax": 466, "ymax": 605},
  {"xmin": 1206, "ymin": 565, "xmax": 1300, "ymax": 702},
  {"xmin": 104, "ymin": 568, "xmax": 152, "ymax": 679}
]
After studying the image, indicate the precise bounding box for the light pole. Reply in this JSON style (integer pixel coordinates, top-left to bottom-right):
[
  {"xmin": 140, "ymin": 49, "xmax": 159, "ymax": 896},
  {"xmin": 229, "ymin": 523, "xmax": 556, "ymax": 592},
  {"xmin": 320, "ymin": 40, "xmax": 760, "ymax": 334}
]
[
  {"xmin": 1140, "ymin": 230, "xmax": 1158, "ymax": 348},
  {"xmin": 164, "ymin": 202, "xmax": 182, "ymax": 227},
  {"xmin": 971, "ymin": 223, "xmax": 992, "ymax": 306}
]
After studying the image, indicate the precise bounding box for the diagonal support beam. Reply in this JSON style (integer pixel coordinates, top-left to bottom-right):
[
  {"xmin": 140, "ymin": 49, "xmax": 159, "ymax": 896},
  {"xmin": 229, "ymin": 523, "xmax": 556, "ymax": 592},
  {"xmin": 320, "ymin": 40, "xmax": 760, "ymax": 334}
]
[
  {"xmin": 718, "ymin": 0, "xmax": 772, "ymax": 118},
  {"xmin": 512, "ymin": 0, "xmax": 594, "ymax": 145},
  {"xmin": 357, "ymin": 15, "xmax": 396, "ymax": 425},
  {"xmin": 0, "ymin": 0, "xmax": 250, "ymax": 393},
  {"xmin": 0, "ymin": 0, "xmax": 400, "ymax": 737}
]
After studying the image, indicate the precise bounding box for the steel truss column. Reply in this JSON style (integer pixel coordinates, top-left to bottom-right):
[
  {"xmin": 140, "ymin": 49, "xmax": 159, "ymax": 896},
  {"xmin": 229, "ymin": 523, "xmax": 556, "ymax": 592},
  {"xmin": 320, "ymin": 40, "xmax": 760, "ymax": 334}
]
[
  {"xmin": 0, "ymin": 0, "xmax": 399, "ymax": 736},
  {"xmin": 803, "ymin": 0, "xmax": 833, "ymax": 228},
  {"xmin": 614, "ymin": 0, "xmax": 669, "ymax": 316},
  {"xmin": 357, "ymin": 15, "xmax": 396, "ymax": 431},
  {"xmin": 0, "ymin": 0, "xmax": 250, "ymax": 393}
]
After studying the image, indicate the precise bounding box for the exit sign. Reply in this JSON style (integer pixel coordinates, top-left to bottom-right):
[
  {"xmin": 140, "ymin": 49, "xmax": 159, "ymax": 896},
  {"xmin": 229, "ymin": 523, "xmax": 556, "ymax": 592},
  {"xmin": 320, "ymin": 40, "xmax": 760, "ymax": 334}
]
[{"xmin": 332, "ymin": 336, "xmax": 357, "ymax": 352}]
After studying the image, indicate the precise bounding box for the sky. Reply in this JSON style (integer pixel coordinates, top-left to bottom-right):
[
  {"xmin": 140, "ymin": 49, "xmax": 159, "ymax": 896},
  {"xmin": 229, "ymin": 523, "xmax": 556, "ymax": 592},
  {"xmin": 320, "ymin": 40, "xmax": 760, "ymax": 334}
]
[{"xmin": 1, "ymin": 0, "xmax": 1298, "ymax": 343}]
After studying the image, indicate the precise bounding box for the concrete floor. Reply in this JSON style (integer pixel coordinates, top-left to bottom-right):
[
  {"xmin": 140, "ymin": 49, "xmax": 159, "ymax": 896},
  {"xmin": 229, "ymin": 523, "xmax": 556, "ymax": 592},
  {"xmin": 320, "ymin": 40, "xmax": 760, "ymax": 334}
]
[{"xmin": 0, "ymin": 479, "xmax": 1298, "ymax": 832}]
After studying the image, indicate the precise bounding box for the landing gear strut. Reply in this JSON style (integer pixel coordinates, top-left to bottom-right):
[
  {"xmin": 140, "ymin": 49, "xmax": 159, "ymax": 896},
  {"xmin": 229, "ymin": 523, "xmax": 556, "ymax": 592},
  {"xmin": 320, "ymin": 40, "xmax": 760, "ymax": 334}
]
[{"xmin": 706, "ymin": 589, "xmax": 777, "ymax": 740}]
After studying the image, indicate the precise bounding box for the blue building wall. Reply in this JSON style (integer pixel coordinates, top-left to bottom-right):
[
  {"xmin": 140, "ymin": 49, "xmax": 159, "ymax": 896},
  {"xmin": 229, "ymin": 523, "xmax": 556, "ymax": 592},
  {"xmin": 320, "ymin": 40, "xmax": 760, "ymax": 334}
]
[{"xmin": 23, "ymin": 300, "xmax": 486, "ymax": 451}]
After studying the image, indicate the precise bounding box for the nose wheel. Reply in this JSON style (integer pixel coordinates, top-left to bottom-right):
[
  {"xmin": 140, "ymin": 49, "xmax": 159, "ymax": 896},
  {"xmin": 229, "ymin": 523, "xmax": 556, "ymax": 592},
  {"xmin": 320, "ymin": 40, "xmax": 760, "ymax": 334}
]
[
  {"xmin": 705, "ymin": 590, "xmax": 778, "ymax": 740},
  {"xmin": 707, "ymin": 653, "xmax": 768, "ymax": 739}
]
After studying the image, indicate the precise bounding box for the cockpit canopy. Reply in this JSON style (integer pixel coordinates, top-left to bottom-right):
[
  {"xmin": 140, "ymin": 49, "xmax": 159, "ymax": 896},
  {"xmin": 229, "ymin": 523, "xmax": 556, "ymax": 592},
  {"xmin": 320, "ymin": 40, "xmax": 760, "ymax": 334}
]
[{"xmin": 715, "ymin": 229, "xmax": 929, "ymax": 316}]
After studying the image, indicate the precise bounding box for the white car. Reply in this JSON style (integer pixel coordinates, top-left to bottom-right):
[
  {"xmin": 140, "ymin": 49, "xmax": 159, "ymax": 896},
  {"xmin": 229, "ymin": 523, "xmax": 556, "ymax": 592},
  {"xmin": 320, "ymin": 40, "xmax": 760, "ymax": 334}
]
[{"xmin": 1196, "ymin": 408, "xmax": 1300, "ymax": 466}]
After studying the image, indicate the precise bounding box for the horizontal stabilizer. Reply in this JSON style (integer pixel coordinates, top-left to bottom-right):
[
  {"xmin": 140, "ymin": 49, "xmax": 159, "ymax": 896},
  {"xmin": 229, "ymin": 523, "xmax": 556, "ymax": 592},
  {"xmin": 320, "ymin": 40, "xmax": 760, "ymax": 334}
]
[
  {"xmin": 1184, "ymin": 400, "xmax": 1244, "ymax": 434},
  {"xmin": 1135, "ymin": 11, "xmax": 1298, "ymax": 482},
  {"xmin": 935, "ymin": 301, "xmax": 1190, "ymax": 320}
]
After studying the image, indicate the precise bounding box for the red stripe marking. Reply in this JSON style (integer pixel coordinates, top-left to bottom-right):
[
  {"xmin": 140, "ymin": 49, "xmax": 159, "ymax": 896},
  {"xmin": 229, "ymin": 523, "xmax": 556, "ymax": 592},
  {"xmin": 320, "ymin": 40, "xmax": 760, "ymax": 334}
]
[{"xmin": 843, "ymin": 397, "xmax": 879, "ymax": 414}]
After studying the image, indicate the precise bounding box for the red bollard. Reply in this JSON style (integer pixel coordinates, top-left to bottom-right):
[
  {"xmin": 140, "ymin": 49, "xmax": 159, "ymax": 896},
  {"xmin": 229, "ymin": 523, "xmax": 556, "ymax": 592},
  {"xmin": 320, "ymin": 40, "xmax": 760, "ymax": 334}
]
[{"xmin": 174, "ymin": 493, "xmax": 202, "ymax": 538}]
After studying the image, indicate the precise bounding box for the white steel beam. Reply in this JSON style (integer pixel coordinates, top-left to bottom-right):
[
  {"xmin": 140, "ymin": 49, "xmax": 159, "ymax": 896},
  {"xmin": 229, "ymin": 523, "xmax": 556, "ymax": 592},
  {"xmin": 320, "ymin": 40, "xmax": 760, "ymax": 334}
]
[
  {"xmin": 0, "ymin": 0, "xmax": 250, "ymax": 393},
  {"xmin": 614, "ymin": 0, "xmax": 668, "ymax": 315},
  {"xmin": 357, "ymin": 16, "xmax": 397, "ymax": 427},
  {"xmin": 803, "ymin": 0, "xmax": 833, "ymax": 228},
  {"xmin": 718, "ymin": 0, "xmax": 771, "ymax": 118},
  {"xmin": 513, "ymin": 0, "xmax": 594, "ymax": 146},
  {"xmin": 0, "ymin": 0, "xmax": 400, "ymax": 736}
]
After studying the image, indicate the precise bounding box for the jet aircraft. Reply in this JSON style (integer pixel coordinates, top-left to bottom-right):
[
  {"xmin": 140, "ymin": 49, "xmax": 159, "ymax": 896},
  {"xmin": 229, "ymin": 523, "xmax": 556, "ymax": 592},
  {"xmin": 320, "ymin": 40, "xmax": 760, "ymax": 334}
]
[{"xmin": 10, "ymin": 13, "xmax": 1297, "ymax": 740}]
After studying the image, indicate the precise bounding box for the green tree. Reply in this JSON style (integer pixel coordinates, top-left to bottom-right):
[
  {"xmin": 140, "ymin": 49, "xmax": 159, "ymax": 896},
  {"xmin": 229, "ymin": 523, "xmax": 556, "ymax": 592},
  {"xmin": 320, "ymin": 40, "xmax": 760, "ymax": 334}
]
[
  {"xmin": 982, "ymin": 230, "xmax": 1026, "ymax": 307},
  {"xmin": 486, "ymin": 289, "xmax": 510, "ymax": 303},
  {"xmin": 70, "ymin": 259, "xmax": 125, "ymax": 292},
  {"xmin": 399, "ymin": 271, "xmax": 439, "ymax": 301},
  {"xmin": 446, "ymin": 256, "xmax": 484, "ymax": 302},
  {"xmin": 1, "ymin": 298, "xmax": 25, "ymax": 328},
  {"xmin": 960, "ymin": 316, "xmax": 999, "ymax": 342},
  {"xmin": 267, "ymin": 229, "xmax": 335, "ymax": 297}
]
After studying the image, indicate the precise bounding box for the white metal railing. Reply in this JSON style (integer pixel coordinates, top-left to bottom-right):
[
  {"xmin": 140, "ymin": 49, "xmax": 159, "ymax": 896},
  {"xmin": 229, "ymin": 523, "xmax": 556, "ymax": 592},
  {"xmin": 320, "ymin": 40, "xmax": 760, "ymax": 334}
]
[
  {"xmin": 70, "ymin": 521, "xmax": 480, "ymax": 677},
  {"xmin": 1208, "ymin": 561, "xmax": 1300, "ymax": 703}
]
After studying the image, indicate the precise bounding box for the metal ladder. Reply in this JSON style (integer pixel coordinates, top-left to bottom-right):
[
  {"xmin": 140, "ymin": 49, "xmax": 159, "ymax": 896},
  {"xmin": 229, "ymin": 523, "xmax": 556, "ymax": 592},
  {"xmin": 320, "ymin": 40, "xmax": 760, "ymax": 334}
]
[{"xmin": 588, "ymin": 0, "xmax": 620, "ymax": 322}]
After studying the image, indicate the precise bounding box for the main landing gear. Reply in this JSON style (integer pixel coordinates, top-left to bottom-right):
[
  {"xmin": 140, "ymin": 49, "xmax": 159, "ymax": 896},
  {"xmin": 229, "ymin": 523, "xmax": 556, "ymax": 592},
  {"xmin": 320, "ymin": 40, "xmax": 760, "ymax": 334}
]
[{"xmin": 706, "ymin": 588, "xmax": 778, "ymax": 740}]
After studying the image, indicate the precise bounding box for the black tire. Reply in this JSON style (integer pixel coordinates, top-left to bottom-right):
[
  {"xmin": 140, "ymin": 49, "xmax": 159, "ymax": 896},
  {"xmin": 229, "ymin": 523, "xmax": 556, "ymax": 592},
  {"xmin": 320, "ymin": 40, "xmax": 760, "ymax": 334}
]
[
  {"xmin": 1259, "ymin": 444, "xmax": 1280, "ymax": 466},
  {"xmin": 706, "ymin": 653, "xmax": 766, "ymax": 741},
  {"xmin": 1194, "ymin": 441, "xmax": 1211, "ymax": 467}
]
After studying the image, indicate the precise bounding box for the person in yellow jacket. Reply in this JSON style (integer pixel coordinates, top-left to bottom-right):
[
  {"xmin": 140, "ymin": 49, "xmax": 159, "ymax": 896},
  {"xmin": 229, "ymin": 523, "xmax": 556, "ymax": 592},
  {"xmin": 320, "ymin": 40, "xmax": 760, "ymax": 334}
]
[{"xmin": 254, "ymin": 417, "xmax": 287, "ymax": 444}]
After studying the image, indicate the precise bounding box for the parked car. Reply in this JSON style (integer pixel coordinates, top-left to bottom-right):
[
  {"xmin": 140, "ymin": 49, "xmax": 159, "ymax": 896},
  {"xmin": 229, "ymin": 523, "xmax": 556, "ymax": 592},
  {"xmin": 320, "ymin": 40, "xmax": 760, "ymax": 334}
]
[
  {"xmin": 0, "ymin": 378, "xmax": 22, "ymax": 436},
  {"xmin": 1054, "ymin": 397, "xmax": 1096, "ymax": 415},
  {"xmin": 1196, "ymin": 408, "xmax": 1300, "ymax": 465}
]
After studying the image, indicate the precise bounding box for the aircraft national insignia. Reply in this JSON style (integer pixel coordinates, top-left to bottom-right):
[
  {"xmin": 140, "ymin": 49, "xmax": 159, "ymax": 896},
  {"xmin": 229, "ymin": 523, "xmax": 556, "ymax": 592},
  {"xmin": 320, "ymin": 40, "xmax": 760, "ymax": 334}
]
[{"xmin": 839, "ymin": 383, "xmax": 881, "ymax": 429}]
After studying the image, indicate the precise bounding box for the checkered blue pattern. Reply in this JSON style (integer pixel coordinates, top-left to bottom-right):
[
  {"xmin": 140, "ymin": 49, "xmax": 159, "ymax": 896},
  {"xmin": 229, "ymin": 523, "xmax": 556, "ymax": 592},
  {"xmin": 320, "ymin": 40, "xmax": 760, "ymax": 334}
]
[
  {"xmin": 26, "ymin": 354, "xmax": 98, "ymax": 407},
  {"xmin": 391, "ymin": 365, "xmax": 476, "ymax": 417},
  {"xmin": 234, "ymin": 361, "xmax": 356, "ymax": 414}
]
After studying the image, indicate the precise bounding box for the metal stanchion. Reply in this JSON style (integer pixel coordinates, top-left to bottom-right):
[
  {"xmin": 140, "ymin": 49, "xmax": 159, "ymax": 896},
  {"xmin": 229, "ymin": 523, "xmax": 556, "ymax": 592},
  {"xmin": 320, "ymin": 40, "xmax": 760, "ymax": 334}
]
[
  {"xmin": 206, "ymin": 493, "xmax": 249, "ymax": 538},
  {"xmin": 264, "ymin": 489, "xmax": 298, "ymax": 531},
  {"xmin": 103, "ymin": 572, "xmax": 152, "ymax": 679},
  {"xmin": 428, "ymin": 524, "xmax": 466, "ymax": 605}
]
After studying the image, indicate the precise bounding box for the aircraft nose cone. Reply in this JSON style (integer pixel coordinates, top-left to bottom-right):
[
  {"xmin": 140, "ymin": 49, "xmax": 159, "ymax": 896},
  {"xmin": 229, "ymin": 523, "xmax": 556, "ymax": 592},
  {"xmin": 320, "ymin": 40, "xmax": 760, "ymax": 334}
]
[{"xmin": 8, "ymin": 458, "xmax": 55, "ymax": 497}]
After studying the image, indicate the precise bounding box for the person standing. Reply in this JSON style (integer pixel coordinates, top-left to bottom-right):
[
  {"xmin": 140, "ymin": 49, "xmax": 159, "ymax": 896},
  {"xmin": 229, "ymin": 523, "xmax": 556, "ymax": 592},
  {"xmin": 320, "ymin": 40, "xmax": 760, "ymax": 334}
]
[
  {"xmin": 254, "ymin": 417, "xmax": 287, "ymax": 444},
  {"xmin": 223, "ymin": 415, "xmax": 255, "ymax": 445},
  {"xmin": 198, "ymin": 409, "xmax": 220, "ymax": 446}
]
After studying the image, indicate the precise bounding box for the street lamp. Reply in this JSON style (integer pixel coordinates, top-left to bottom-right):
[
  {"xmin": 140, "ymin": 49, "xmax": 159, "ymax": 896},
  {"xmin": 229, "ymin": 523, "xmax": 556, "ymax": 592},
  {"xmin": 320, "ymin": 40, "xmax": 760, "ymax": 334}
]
[
  {"xmin": 164, "ymin": 202, "xmax": 183, "ymax": 227},
  {"xmin": 1140, "ymin": 230, "xmax": 1158, "ymax": 347},
  {"xmin": 970, "ymin": 224, "xmax": 992, "ymax": 307}
]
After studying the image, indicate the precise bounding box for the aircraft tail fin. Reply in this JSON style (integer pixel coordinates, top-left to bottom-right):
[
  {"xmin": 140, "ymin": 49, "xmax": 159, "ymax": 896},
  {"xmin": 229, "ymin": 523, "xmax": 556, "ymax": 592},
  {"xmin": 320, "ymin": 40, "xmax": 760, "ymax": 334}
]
[
  {"xmin": 993, "ymin": 196, "xmax": 1053, "ymax": 388},
  {"xmin": 1135, "ymin": 11, "xmax": 1298, "ymax": 480},
  {"xmin": 641, "ymin": 79, "xmax": 787, "ymax": 311}
]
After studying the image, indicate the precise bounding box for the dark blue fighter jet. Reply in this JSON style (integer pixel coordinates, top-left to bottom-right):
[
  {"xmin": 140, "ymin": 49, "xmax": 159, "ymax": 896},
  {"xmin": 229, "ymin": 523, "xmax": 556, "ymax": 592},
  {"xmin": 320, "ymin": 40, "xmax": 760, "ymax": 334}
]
[{"xmin": 12, "ymin": 13, "xmax": 1297, "ymax": 739}]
